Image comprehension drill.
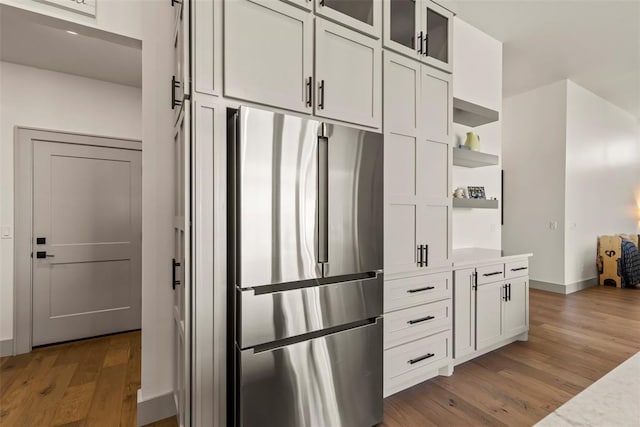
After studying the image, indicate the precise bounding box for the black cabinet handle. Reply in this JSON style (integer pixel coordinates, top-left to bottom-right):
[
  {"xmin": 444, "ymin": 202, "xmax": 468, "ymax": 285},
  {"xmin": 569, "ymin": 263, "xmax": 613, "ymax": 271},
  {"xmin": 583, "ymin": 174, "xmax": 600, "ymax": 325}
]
[
  {"xmin": 502, "ymin": 284, "xmax": 507, "ymax": 301},
  {"xmin": 508, "ymin": 283, "xmax": 511, "ymax": 301},
  {"xmin": 417, "ymin": 31, "xmax": 423, "ymax": 54},
  {"xmin": 407, "ymin": 286, "xmax": 435, "ymax": 294},
  {"xmin": 305, "ymin": 76, "xmax": 312, "ymax": 107},
  {"xmin": 407, "ymin": 315, "xmax": 435, "ymax": 325},
  {"xmin": 423, "ymin": 244, "xmax": 429, "ymax": 267},
  {"xmin": 483, "ymin": 271, "xmax": 502, "ymax": 277},
  {"xmin": 424, "ymin": 33, "xmax": 429, "ymax": 56},
  {"xmin": 318, "ymin": 80, "xmax": 325, "ymax": 110},
  {"xmin": 472, "ymin": 271, "xmax": 478, "ymax": 290},
  {"xmin": 511, "ymin": 267, "xmax": 528, "ymax": 272},
  {"xmin": 171, "ymin": 76, "xmax": 182, "ymax": 110},
  {"xmin": 417, "ymin": 244, "xmax": 424, "ymax": 267},
  {"xmin": 172, "ymin": 258, "xmax": 182, "ymax": 290},
  {"xmin": 408, "ymin": 353, "xmax": 435, "ymax": 365}
]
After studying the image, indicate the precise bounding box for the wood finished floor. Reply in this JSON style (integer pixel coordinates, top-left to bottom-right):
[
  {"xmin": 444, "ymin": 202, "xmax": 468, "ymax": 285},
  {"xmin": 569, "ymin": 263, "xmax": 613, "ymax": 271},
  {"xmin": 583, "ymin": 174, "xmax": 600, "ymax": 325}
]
[
  {"xmin": 1, "ymin": 286, "xmax": 639, "ymax": 426},
  {"xmin": 383, "ymin": 286, "xmax": 640, "ymax": 426}
]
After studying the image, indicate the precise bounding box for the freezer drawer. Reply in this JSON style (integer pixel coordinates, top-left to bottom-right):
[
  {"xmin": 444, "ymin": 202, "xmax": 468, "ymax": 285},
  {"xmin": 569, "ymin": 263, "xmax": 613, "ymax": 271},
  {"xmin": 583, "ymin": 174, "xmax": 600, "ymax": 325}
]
[
  {"xmin": 237, "ymin": 319, "xmax": 383, "ymax": 427},
  {"xmin": 239, "ymin": 273, "xmax": 383, "ymax": 348}
]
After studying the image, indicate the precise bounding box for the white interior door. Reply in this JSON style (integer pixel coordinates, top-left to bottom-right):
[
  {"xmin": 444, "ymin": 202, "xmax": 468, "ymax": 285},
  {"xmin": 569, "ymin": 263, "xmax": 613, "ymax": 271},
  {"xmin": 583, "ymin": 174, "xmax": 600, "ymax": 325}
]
[{"xmin": 32, "ymin": 140, "xmax": 142, "ymax": 346}]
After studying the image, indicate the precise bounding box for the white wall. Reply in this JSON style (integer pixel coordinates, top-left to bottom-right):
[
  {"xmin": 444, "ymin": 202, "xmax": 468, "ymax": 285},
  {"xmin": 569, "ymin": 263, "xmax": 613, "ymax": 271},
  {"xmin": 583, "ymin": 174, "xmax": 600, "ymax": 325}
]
[
  {"xmin": 139, "ymin": 0, "xmax": 175, "ymax": 404},
  {"xmin": 0, "ymin": 61, "xmax": 142, "ymax": 341},
  {"xmin": 451, "ymin": 17, "xmax": 503, "ymax": 250},
  {"xmin": 0, "ymin": 0, "xmax": 142, "ymax": 40},
  {"xmin": 502, "ymin": 80, "xmax": 567, "ymax": 285},
  {"xmin": 564, "ymin": 80, "xmax": 640, "ymax": 285}
]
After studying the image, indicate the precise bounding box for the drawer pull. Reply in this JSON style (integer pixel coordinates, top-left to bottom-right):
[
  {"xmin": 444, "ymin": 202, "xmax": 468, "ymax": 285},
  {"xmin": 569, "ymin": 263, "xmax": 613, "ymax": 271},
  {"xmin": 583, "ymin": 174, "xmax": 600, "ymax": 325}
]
[
  {"xmin": 482, "ymin": 271, "xmax": 502, "ymax": 277},
  {"xmin": 510, "ymin": 267, "xmax": 528, "ymax": 272},
  {"xmin": 407, "ymin": 315, "xmax": 435, "ymax": 325},
  {"xmin": 407, "ymin": 286, "xmax": 435, "ymax": 294},
  {"xmin": 408, "ymin": 353, "xmax": 435, "ymax": 365}
]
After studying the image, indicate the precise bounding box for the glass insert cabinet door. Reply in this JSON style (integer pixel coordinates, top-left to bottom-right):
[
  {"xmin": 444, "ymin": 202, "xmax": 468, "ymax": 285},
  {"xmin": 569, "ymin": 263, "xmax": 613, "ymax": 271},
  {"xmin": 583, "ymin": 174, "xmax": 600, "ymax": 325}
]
[
  {"xmin": 423, "ymin": 0, "xmax": 451, "ymax": 67},
  {"xmin": 385, "ymin": 0, "xmax": 453, "ymax": 72},
  {"xmin": 316, "ymin": 0, "xmax": 381, "ymax": 38}
]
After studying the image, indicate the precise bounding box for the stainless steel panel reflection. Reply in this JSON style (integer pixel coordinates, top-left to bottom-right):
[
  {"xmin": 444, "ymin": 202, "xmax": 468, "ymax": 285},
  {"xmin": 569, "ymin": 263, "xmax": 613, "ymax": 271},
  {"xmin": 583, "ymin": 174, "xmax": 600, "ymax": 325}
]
[
  {"xmin": 238, "ymin": 319, "xmax": 383, "ymax": 427},
  {"xmin": 239, "ymin": 273, "xmax": 383, "ymax": 348},
  {"xmin": 324, "ymin": 124, "xmax": 383, "ymax": 277},
  {"xmin": 237, "ymin": 107, "xmax": 322, "ymax": 288}
]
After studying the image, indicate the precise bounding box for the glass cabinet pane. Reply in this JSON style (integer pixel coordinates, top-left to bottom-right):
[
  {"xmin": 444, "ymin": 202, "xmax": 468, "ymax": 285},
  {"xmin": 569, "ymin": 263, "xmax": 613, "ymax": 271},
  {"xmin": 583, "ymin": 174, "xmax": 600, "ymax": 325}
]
[
  {"xmin": 390, "ymin": 0, "xmax": 416, "ymax": 50},
  {"xmin": 426, "ymin": 7, "xmax": 448, "ymax": 63},
  {"xmin": 323, "ymin": 0, "xmax": 373, "ymax": 25}
]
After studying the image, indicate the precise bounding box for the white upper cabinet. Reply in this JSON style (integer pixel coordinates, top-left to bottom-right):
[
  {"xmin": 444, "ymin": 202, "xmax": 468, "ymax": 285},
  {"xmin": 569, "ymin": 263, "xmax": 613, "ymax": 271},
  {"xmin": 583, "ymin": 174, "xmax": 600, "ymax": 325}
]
[
  {"xmin": 315, "ymin": 19, "xmax": 381, "ymax": 128},
  {"xmin": 420, "ymin": 65, "xmax": 452, "ymax": 143},
  {"xmin": 383, "ymin": 0, "xmax": 453, "ymax": 73},
  {"xmin": 224, "ymin": 0, "xmax": 313, "ymax": 114},
  {"xmin": 315, "ymin": 0, "xmax": 381, "ymax": 38}
]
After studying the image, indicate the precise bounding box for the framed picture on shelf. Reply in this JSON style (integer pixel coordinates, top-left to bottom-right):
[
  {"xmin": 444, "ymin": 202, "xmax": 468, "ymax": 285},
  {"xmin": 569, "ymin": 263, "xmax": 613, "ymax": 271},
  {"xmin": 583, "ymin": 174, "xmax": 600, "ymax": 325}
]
[{"xmin": 467, "ymin": 186, "xmax": 486, "ymax": 199}]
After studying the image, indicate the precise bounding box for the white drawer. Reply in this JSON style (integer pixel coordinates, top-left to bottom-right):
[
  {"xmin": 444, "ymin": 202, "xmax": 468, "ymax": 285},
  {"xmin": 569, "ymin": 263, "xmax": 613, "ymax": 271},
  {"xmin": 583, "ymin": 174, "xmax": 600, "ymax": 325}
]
[
  {"xmin": 384, "ymin": 330, "xmax": 451, "ymax": 395},
  {"xmin": 476, "ymin": 263, "xmax": 505, "ymax": 285},
  {"xmin": 384, "ymin": 299, "xmax": 451, "ymax": 349},
  {"xmin": 505, "ymin": 259, "xmax": 529, "ymax": 279},
  {"xmin": 384, "ymin": 272, "xmax": 452, "ymax": 312}
]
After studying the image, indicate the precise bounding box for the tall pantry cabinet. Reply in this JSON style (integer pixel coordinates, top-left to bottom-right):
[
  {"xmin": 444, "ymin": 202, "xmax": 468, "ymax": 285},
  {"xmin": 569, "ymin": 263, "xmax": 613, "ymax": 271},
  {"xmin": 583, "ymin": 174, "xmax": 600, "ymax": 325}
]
[{"xmin": 382, "ymin": 1, "xmax": 454, "ymax": 397}]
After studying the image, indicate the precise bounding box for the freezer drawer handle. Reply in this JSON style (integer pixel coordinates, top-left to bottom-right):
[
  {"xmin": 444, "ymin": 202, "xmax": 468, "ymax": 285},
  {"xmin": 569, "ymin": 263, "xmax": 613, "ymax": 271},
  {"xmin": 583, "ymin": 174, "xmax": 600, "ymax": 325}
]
[
  {"xmin": 510, "ymin": 267, "xmax": 528, "ymax": 272},
  {"xmin": 408, "ymin": 353, "xmax": 435, "ymax": 365},
  {"xmin": 407, "ymin": 286, "xmax": 435, "ymax": 294},
  {"xmin": 482, "ymin": 271, "xmax": 502, "ymax": 277},
  {"xmin": 407, "ymin": 315, "xmax": 435, "ymax": 325}
]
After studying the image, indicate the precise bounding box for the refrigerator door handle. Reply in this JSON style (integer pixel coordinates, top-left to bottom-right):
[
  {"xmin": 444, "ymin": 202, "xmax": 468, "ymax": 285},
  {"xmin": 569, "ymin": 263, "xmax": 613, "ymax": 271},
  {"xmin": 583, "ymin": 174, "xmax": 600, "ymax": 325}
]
[{"xmin": 318, "ymin": 134, "xmax": 329, "ymax": 266}]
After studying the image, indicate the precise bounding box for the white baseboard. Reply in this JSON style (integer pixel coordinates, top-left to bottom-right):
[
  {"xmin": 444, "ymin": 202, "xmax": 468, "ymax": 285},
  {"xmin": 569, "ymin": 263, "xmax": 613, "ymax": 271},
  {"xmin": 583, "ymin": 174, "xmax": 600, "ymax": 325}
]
[
  {"xmin": 137, "ymin": 390, "xmax": 176, "ymax": 426},
  {"xmin": 530, "ymin": 278, "xmax": 597, "ymax": 295},
  {"xmin": 0, "ymin": 339, "xmax": 14, "ymax": 357}
]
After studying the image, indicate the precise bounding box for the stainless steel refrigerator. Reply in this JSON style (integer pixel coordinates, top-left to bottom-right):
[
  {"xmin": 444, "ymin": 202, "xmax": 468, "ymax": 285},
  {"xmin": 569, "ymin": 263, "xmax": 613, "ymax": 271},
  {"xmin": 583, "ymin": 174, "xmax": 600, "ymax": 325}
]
[{"xmin": 227, "ymin": 106, "xmax": 384, "ymax": 427}]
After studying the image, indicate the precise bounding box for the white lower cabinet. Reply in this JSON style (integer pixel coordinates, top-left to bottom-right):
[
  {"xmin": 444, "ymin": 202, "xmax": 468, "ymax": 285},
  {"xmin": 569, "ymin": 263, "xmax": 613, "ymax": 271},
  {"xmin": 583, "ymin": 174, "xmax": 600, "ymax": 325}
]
[
  {"xmin": 383, "ymin": 271, "xmax": 453, "ymax": 397},
  {"xmin": 475, "ymin": 280, "xmax": 504, "ymax": 349},
  {"xmin": 453, "ymin": 256, "xmax": 530, "ymax": 365}
]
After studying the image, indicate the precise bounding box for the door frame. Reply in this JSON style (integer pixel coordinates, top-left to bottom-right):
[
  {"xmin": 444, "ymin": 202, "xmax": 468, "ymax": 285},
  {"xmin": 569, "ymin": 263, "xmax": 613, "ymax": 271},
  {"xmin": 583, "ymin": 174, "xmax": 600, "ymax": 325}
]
[{"xmin": 13, "ymin": 127, "xmax": 142, "ymax": 355}]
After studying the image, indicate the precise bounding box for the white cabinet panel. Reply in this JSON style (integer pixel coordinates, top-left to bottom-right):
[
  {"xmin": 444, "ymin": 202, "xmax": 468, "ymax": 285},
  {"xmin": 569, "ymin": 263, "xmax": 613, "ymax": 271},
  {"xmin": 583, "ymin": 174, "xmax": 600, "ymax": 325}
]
[
  {"xmin": 224, "ymin": 0, "xmax": 313, "ymax": 113},
  {"xmin": 475, "ymin": 281, "xmax": 503, "ymax": 350},
  {"xmin": 385, "ymin": 133, "xmax": 416, "ymax": 197},
  {"xmin": 418, "ymin": 205, "xmax": 449, "ymax": 268},
  {"xmin": 315, "ymin": 19, "xmax": 381, "ymax": 128},
  {"xmin": 315, "ymin": 0, "xmax": 381, "ymax": 39},
  {"xmin": 421, "ymin": 65, "xmax": 451, "ymax": 143},
  {"xmin": 383, "ymin": 52, "xmax": 419, "ymax": 135},
  {"xmin": 385, "ymin": 204, "xmax": 418, "ymax": 275},
  {"xmin": 417, "ymin": 140, "xmax": 448, "ymax": 200},
  {"xmin": 503, "ymin": 278, "xmax": 528, "ymax": 337},
  {"xmin": 453, "ymin": 268, "xmax": 475, "ymax": 359}
]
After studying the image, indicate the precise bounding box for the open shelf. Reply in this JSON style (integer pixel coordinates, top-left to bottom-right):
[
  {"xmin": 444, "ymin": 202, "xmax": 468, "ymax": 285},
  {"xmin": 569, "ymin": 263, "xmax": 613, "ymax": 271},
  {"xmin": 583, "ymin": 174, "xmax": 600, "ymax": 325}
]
[
  {"xmin": 453, "ymin": 148, "xmax": 499, "ymax": 168},
  {"xmin": 453, "ymin": 198, "xmax": 499, "ymax": 209},
  {"xmin": 453, "ymin": 98, "xmax": 499, "ymax": 127}
]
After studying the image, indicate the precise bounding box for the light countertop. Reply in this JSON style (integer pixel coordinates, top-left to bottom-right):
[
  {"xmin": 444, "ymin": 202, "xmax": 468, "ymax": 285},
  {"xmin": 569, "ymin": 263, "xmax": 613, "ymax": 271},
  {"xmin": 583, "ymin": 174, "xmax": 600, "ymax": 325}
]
[{"xmin": 452, "ymin": 248, "xmax": 533, "ymax": 268}]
